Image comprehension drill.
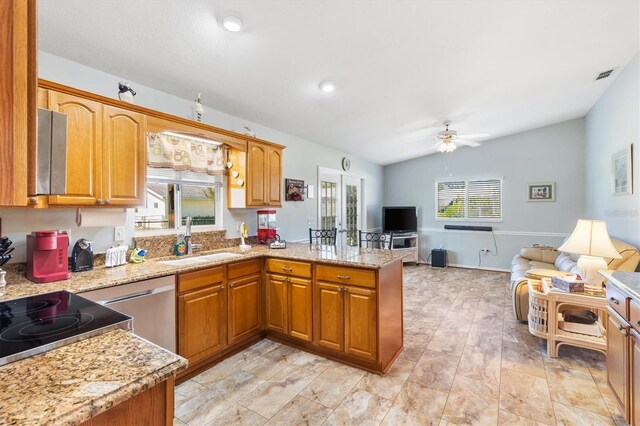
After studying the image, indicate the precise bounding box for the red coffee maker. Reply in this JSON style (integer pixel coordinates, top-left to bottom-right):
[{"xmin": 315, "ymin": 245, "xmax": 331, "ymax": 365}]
[{"xmin": 26, "ymin": 230, "xmax": 71, "ymax": 283}]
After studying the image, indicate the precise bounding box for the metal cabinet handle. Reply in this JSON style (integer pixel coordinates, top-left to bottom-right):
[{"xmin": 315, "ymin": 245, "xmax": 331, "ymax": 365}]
[
  {"xmin": 106, "ymin": 199, "xmax": 111, "ymax": 204},
  {"xmin": 618, "ymin": 324, "xmax": 625, "ymax": 331},
  {"xmin": 29, "ymin": 197, "xmax": 37, "ymax": 204},
  {"xmin": 220, "ymin": 285, "xmax": 225, "ymax": 290},
  {"xmin": 609, "ymin": 297, "xmax": 619, "ymax": 305},
  {"xmin": 229, "ymin": 284, "xmax": 234, "ymax": 288},
  {"xmin": 282, "ymin": 267, "xmax": 293, "ymax": 272},
  {"xmin": 337, "ymin": 275, "xmax": 350, "ymax": 280},
  {"xmin": 622, "ymin": 330, "xmax": 629, "ymax": 337},
  {"xmin": 636, "ymin": 321, "xmax": 640, "ymax": 327},
  {"xmin": 96, "ymin": 198, "xmax": 103, "ymax": 204}
]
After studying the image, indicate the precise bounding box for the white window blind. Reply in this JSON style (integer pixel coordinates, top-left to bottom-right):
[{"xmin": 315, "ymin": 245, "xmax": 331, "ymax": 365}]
[
  {"xmin": 436, "ymin": 181, "xmax": 466, "ymax": 219},
  {"xmin": 436, "ymin": 178, "xmax": 502, "ymax": 221},
  {"xmin": 468, "ymin": 179, "xmax": 502, "ymax": 219}
]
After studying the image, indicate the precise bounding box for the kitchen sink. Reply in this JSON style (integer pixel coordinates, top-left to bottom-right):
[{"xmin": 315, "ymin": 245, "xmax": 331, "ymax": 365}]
[
  {"xmin": 197, "ymin": 253, "xmax": 242, "ymax": 261},
  {"xmin": 158, "ymin": 252, "xmax": 242, "ymax": 266}
]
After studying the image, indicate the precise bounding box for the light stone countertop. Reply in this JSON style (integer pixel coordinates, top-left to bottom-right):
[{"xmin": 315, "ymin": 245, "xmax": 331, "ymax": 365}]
[
  {"xmin": 0, "ymin": 243, "xmax": 403, "ymax": 425},
  {"xmin": 601, "ymin": 270, "xmax": 640, "ymax": 300},
  {"xmin": 1, "ymin": 243, "xmax": 405, "ymax": 301},
  {"xmin": 0, "ymin": 329, "xmax": 187, "ymax": 426}
]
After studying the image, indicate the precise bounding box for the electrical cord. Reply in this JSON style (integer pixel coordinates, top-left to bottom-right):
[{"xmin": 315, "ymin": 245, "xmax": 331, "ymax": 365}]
[{"xmin": 477, "ymin": 230, "xmax": 499, "ymax": 268}]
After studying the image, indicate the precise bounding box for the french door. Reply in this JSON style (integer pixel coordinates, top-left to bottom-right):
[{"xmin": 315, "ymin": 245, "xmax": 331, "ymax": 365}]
[{"xmin": 318, "ymin": 169, "xmax": 363, "ymax": 247}]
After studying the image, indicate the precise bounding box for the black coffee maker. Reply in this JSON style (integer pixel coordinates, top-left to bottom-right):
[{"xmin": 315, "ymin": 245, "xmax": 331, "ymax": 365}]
[{"xmin": 70, "ymin": 238, "xmax": 93, "ymax": 272}]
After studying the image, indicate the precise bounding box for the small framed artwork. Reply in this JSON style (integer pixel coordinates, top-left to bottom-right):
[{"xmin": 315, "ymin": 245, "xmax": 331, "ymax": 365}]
[
  {"xmin": 285, "ymin": 178, "xmax": 304, "ymax": 201},
  {"xmin": 612, "ymin": 144, "xmax": 633, "ymax": 195},
  {"xmin": 527, "ymin": 182, "xmax": 555, "ymax": 202}
]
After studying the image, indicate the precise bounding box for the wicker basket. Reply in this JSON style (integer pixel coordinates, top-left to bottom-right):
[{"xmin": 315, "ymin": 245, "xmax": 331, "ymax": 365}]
[{"xmin": 528, "ymin": 279, "xmax": 549, "ymax": 338}]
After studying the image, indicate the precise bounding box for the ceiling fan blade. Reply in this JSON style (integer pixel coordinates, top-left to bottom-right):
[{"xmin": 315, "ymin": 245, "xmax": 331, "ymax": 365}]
[
  {"xmin": 457, "ymin": 133, "xmax": 490, "ymax": 139},
  {"xmin": 457, "ymin": 140, "xmax": 481, "ymax": 147}
]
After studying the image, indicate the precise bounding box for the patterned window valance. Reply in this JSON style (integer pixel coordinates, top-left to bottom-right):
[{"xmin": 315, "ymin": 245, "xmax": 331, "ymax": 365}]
[{"xmin": 147, "ymin": 132, "xmax": 227, "ymax": 176}]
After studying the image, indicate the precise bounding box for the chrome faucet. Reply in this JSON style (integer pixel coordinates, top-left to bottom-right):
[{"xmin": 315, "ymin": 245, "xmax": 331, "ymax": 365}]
[{"xmin": 184, "ymin": 217, "xmax": 203, "ymax": 255}]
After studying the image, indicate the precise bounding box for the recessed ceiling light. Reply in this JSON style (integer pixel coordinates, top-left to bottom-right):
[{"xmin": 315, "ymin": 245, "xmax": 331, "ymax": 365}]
[
  {"xmin": 221, "ymin": 15, "xmax": 243, "ymax": 32},
  {"xmin": 318, "ymin": 80, "xmax": 336, "ymax": 93}
]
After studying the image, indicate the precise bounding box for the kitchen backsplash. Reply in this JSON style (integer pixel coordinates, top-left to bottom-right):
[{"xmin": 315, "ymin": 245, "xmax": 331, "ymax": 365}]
[{"xmin": 132, "ymin": 229, "xmax": 257, "ymax": 259}]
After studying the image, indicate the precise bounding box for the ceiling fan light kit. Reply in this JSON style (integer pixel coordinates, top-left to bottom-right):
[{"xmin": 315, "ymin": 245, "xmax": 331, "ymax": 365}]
[{"xmin": 431, "ymin": 120, "xmax": 487, "ymax": 153}]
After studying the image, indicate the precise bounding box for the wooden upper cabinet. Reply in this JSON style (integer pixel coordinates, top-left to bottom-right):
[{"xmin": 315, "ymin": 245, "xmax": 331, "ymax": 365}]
[
  {"xmin": 246, "ymin": 141, "xmax": 267, "ymax": 207},
  {"xmin": 228, "ymin": 274, "xmax": 262, "ymax": 345},
  {"xmin": 344, "ymin": 287, "xmax": 377, "ymax": 361},
  {"xmin": 0, "ymin": 0, "xmax": 36, "ymax": 206},
  {"xmin": 178, "ymin": 284, "xmax": 227, "ymax": 366},
  {"xmin": 102, "ymin": 105, "xmax": 146, "ymax": 206},
  {"xmin": 232, "ymin": 140, "xmax": 283, "ymax": 208},
  {"xmin": 267, "ymin": 146, "xmax": 282, "ymax": 206},
  {"xmin": 48, "ymin": 91, "xmax": 103, "ymax": 206}
]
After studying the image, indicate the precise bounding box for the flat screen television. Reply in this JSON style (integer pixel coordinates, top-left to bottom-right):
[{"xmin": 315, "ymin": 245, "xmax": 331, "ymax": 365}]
[{"xmin": 382, "ymin": 206, "xmax": 417, "ymax": 234}]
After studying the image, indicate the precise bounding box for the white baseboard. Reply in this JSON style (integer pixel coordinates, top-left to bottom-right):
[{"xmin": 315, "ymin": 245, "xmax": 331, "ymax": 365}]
[{"xmin": 416, "ymin": 262, "xmax": 509, "ymax": 273}]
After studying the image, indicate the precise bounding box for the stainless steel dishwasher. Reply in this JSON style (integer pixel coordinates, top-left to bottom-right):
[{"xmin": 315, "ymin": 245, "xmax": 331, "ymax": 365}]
[{"xmin": 82, "ymin": 276, "xmax": 176, "ymax": 353}]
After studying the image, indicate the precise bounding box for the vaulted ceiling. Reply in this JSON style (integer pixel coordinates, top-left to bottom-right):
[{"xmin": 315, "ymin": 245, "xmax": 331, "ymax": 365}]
[{"xmin": 39, "ymin": 0, "xmax": 639, "ymax": 165}]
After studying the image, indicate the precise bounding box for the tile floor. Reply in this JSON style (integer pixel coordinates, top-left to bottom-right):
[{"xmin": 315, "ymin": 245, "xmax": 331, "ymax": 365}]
[{"xmin": 173, "ymin": 266, "xmax": 624, "ymax": 426}]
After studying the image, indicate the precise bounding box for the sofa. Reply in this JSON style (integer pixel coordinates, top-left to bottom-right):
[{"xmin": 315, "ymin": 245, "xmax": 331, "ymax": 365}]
[{"xmin": 511, "ymin": 238, "xmax": 640, "ymax": 321}]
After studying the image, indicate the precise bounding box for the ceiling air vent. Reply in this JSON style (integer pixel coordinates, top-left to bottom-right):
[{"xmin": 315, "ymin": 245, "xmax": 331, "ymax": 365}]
[{"xmin": 595, "ymin": 69, "xmax": 615, "ymax": 81}]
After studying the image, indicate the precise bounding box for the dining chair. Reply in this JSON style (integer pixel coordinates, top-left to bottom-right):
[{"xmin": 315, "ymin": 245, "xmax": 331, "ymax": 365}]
[
  {"xmin": 309, "ymin": 228, "xmax": 337, "ymax": 246},
  {"xmin": 358, "ymin": 230, "xmax": 394, "ymax": 250}
]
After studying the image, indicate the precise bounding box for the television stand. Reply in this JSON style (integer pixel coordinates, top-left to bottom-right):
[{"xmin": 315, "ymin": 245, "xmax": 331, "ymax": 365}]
[{"xmin": 391, "ymin": 233, "xmax": 419, "ymax": 264}]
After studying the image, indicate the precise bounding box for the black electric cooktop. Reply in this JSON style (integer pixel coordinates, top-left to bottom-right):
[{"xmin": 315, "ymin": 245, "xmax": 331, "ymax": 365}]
[{"xmin": 0, "ymin": 290, "xmax": 132, "ymax": 366}]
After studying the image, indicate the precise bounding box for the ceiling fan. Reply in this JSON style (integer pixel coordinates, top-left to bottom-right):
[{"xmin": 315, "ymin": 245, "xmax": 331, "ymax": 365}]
[{"xmin": 431, "ymin": 120, "xmax": 489, "ymax": 153}]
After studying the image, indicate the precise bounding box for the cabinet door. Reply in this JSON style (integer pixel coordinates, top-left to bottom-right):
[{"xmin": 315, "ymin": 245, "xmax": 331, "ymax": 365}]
[
  {"xmin": 288, "ymin": 277, "xmax": 312, "ymax": 342},
  {"xmin": 315, "ymin": 282, "xmax": 343, "ymax": 351},
  {"xmin": 344, "ymin": 286, "xmax": 377, "ymax": 361},
  {"xmin": 607, "ymin": 311, "xmax": 629, "ymax": 420},
  {"xmin": 178, "ymin": 284, "xmax": 227, "ymax": 365},
  {"xmin": 102, "ymin": 105, "xmax": 146, "ymax": 206},
  {"xmin": 266, "ymin": 274, "xmax": 288, "ymax": 334},
  {"xmin": 228, "ymin": 274, "xmax": 262, "ymax": 345},
  {"xmin": 632, "ymin": 331, "xmax": 640, "ymax": 426},
  {"xmin": 246, "ymin": 141, "xmax": 267, "ymax": 207},
  {"xmin": 48, "ymin": 91, "xmax": 103, "ymax": 206},
  {"xmin": 266, "ymin": 146, "xmax": 282, "ymax": 207}
]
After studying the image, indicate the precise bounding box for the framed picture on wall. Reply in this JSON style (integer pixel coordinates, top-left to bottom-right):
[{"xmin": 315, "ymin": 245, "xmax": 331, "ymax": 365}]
[
  {"xmin": 526, "ymin": 182, "xmax": 555, "ymax": 202},
  {"xmin": 611, "ymin": 144, "xmax": 633, "ymax": 195},
  {"xmin": 285, "ymin": 178, "xmax": 305, "ymax": 201}
]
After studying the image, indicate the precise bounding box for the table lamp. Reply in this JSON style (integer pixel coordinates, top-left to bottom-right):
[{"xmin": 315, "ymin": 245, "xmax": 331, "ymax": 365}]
[{"xmin": 558, "ymin": 219, "xmax": 621, "ymax": 292}]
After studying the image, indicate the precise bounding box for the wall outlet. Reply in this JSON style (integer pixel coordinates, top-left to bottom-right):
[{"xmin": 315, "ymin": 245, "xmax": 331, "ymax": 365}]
[
  {"xmin": 481, "ymin": 248, "xmax": 490, "ymax": 254},
  {"xmin": 236, "ymin": 221, "xmax": 242, "ymax": 231},
  {"xmin": 114, "ymin": 226, "xmax": 125, "ymax": 241}
]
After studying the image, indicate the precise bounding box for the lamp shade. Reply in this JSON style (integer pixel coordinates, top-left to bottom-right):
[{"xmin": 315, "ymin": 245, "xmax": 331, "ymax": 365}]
[{"xmin": 558, "ymin": 219, "xmax": 621, "ymax": 259}]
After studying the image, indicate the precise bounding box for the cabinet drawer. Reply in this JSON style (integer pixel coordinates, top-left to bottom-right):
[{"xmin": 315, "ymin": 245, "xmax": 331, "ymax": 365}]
[
  {"xmin": 316, "ymin": 265, "xmax": 376, "ymax": 289},
  {"xmin": 631, "ymin": 299, "xmax": 640, "ymax": 334},
  {"xmin": 228, "ymin": 258, "xmax": 262, "ymax": 280},
  {"xmin": 607, "ymin": 284, "xmax": 629, "ymax": 320},
  {"xmin": 266, "ymin": 258, "xmax": 311, "ymax": 278},
  {"xmin": 178, "ymin": 266, "xmax": 225, "ymax": 293}
]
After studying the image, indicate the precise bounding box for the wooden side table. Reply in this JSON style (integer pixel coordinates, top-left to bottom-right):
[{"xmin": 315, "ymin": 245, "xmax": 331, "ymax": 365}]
[{"xmin": 528, "ymin": 278, "xmax": 607, "ymax": 357}]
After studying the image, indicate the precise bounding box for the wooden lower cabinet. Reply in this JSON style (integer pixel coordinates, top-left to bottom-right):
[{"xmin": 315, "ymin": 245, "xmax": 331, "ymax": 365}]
[
  {"xmin": 316, "ymin": 282, "xmax": 344, "ymax": 351},
  {"xmin": 82, "ymin": 376, "xmax": 174, "ymax": 426},
  {"xmin": 228, "ymin": 274, "xmax": 261, "ymax": 345},
  {"xmin": 607, "ymin": 308, "xmax": 630, "ymax": 421},
  {"xmin": 632, "ymin": 330, "xmax": 640, "ymax": 426},
  {"xmin": 266, "ymin": 274, "xmax": 288, "ymax": 334},
  {"xmin": 288, "ymin": 277, "xmax": 313, "ymax": 342},
  {"xmin": 315, "ymin": 282, "xmax": 377, "ymax": 361},
  {"xmin": 266, "ymin": 274, "xmax": 313, "ymax": 342},
  {"xmin": 344, "ymin": 287, "xmax": 377, "ymax": 361},
  {"xmin": 178, "ymin": 284, "xmax": 227, "ymax": 366}
]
